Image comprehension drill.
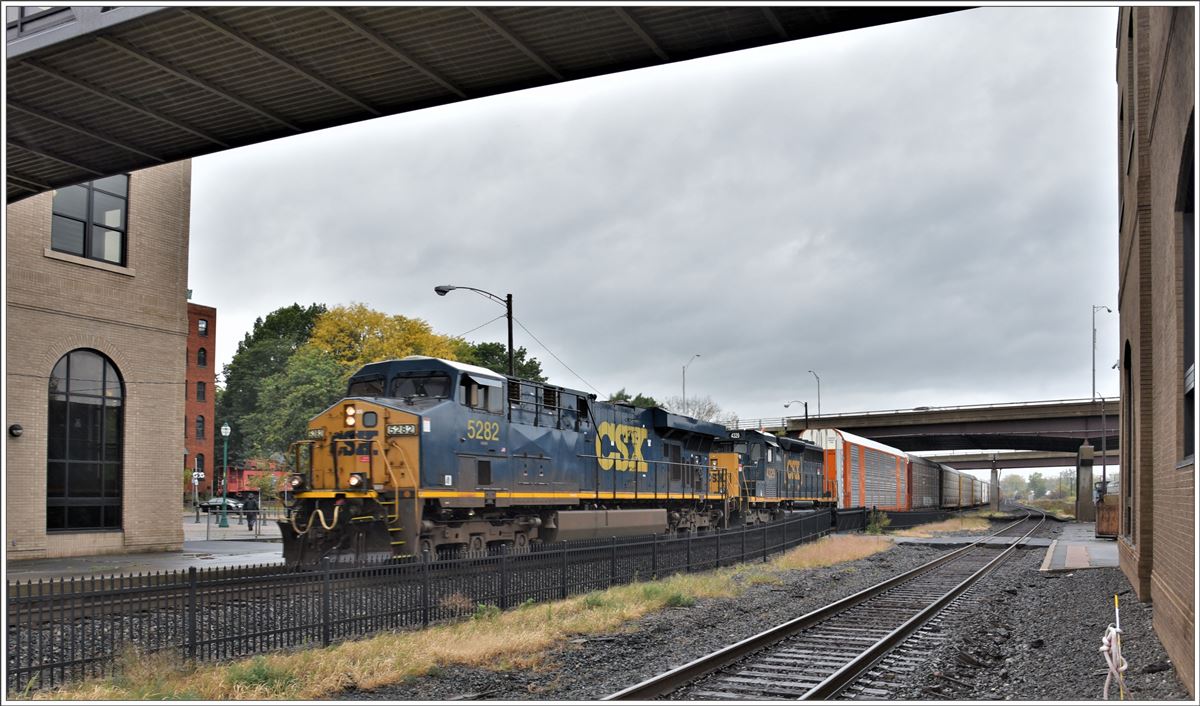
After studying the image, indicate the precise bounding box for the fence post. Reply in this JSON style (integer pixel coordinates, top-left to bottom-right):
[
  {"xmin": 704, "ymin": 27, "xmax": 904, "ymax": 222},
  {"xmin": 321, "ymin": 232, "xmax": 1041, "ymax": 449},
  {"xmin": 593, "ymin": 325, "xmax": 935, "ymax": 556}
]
[
  {"xmin": 762, "ymin": 524, "xmax": 768, "ymax": 562},
  {"xmin": 609, "ymin": 536, "xmax": 617, "ymax": 587},
  {"xmin": 499, "ymin": 546, "xmax": 509, "ymax": 611},
  {"xmin": 187, "ymin": 567, "xmax": 198, "ymax": 660},
  {"xmin": 741, "ymin": 523, "xmax": 747, "ymax": 563},
  {"xmin": 651, "ymin": 533, "xmax": 658, "ymax": 579},
  {"xmin": 783, "ymin": 514, "xmax": 789, "ymax": 550},
  {"xmin": 421, "ymin": 554, "xmax": 431, "ymax": 627},
  {"xmin": 559, "ymin": 541, "xmax": 568, "ymax": 600},
  {"xmin": 321, "ymin": 558, "xmax": 332, "ymax": 647}
]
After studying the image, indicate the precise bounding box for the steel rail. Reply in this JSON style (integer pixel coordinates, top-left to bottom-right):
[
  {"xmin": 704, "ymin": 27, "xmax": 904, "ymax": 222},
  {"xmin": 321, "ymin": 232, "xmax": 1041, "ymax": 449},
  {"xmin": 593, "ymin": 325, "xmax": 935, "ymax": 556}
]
[
  {"xmin": 604, "ymin": 511, "xmax": 1037, "ymax": 700},
  {"xmin": 800, "ymin": 509, "xmax": 1045, "ymax": 699}
]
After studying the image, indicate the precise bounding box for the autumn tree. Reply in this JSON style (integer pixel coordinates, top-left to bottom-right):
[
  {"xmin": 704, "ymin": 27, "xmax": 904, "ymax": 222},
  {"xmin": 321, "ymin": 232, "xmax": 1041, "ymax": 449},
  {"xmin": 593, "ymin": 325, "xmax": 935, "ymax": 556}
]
[{"xmin": 307, "ymin": 303, "xmax": 460, "ymax": 371}]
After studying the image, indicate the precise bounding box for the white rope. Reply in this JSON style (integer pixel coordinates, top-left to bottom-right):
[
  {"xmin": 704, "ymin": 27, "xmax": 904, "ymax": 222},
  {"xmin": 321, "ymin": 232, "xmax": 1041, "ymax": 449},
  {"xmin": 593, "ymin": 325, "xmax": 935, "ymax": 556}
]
[{"xmin": 1099, "ymin": 594, "xmax": 1128, "ymax": 700}]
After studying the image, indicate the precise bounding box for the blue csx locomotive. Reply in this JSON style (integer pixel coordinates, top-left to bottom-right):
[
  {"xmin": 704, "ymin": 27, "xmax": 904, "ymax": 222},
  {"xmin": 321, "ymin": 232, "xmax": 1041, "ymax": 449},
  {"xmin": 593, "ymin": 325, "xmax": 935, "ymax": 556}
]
[{"xmin": 280, "ymin": 356, "xmax": 831, "ymax": 565}]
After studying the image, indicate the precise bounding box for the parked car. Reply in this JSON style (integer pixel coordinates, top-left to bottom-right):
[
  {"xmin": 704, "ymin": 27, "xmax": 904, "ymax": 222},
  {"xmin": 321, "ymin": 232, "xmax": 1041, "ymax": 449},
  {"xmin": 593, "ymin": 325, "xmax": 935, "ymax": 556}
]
[{"xmin": 198, "ymin": 497, "xmax": 244, "ymax": 514}]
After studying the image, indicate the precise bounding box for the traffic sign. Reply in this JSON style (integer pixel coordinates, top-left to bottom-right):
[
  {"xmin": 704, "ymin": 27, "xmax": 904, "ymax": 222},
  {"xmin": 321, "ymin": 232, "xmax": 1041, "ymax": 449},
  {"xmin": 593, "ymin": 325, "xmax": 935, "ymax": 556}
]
[{"xmin": 192, "ymin": 471, "xmax": 205, "ymax": 480}]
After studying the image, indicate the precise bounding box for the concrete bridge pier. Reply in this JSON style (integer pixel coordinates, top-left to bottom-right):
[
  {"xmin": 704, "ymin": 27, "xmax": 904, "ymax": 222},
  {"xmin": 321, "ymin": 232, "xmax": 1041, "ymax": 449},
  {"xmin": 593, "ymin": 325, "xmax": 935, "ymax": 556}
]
[
  {"xmin": 1075, "ymin": 444, "xmax": 1095, "ymax": 522},
  {"xmin": 990, "ymin": 454, "xmax": 1000, "ymax": 511}
]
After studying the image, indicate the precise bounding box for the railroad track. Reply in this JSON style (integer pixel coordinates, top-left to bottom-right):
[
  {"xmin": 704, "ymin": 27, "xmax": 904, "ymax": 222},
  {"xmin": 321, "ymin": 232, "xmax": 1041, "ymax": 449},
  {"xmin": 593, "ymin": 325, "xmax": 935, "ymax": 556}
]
[{"xmin": 605, "ymin": 509, "xmax": 1046, "ymax": 701}]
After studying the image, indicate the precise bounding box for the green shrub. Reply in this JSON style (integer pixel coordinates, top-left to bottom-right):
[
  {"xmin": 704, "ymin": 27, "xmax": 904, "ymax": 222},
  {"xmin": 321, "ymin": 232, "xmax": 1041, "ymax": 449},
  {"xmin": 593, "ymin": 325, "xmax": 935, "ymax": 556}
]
[
  {"xmin": 866, "ymin": 509, "xmax": 891, "ymax": 535},
  {"xmin": 227, "ymin": 657, "xmax": 296, "ymax": 690},
  {"xmin": 471, "ymin": 603, "xmax": 501, "ymax": 621},
  {"xmin": 583, "ymin": 594, "xmax": 608, "ymax": 610}
]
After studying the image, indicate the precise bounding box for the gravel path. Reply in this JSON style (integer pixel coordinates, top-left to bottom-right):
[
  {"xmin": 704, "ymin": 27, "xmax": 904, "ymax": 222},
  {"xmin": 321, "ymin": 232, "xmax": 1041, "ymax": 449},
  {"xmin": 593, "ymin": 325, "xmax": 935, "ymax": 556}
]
[{"xmin": 346, "ymin": 523, "xmax": 1191, "ymax": 702}]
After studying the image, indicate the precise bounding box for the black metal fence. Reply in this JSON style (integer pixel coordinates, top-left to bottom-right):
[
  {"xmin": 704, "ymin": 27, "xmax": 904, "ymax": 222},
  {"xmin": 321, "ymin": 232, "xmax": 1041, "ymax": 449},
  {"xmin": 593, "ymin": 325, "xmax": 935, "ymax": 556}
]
[{"xmin": 6, "ymin": 510, "xmax": 833, "ymax": 692}]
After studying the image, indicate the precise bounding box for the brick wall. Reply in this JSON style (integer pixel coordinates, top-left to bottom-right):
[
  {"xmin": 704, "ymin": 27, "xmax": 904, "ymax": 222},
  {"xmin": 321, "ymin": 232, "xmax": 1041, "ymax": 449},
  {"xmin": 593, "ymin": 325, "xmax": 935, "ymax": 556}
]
[
  {"xmin": 5, "ymin": 160, "xmax": 191, "ymax": 559},
  {"xmin": 185, "ymin": 302, "xmax": 217, "ymax": 496},
  {"xmin": 1116, "ymin": 7, "xmax": 1195, "ymax": 697}
]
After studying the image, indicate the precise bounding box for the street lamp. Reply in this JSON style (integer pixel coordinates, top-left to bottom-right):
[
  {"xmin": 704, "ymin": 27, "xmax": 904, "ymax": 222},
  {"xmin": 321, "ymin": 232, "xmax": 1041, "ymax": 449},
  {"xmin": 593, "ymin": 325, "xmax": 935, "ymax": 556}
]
[
  {"xmin": 682, "ymin": 354, "xmax": 701, "ymax": 416},
  {"xmin": 784, "ymin": 400, "xmax": 809, "ymax": 428},
  {"xmin": 218, "ymin": 422, "xmax": 231, "ymax": 528},
  {"xmin": 808, "ymin": 370, "xmax": 821, "ymax": 416},
  {"xmin": 1092, "ymin": 305, "xmax": 1112, "ymax": 400},
  {"xmin": 435, "ymin": 285, "xmax": 514, "ymax": 376}
]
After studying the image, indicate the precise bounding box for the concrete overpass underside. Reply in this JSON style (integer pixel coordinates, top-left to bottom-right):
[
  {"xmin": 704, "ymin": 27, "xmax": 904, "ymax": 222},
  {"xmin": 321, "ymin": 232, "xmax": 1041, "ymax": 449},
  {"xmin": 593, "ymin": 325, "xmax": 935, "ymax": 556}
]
[
  {"xmin": 5, "ymin": 5, "xmax": 958, "ymax": 202},
  {"xmin": 763, "ymin": 399, "xmax": 1120, "ymax": 457}
]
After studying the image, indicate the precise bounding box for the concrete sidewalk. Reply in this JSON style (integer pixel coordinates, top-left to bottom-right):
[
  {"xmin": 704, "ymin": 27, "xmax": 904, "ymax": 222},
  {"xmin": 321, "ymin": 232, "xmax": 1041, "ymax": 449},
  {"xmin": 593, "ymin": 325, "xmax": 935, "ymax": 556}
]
[
  {"xmin": 5, "ymin": 515, "xmax": 286, "ymax": 583},
  {"xmin": 1039, "ymin": 521, "xmax": 1119, "ymax": 572}
]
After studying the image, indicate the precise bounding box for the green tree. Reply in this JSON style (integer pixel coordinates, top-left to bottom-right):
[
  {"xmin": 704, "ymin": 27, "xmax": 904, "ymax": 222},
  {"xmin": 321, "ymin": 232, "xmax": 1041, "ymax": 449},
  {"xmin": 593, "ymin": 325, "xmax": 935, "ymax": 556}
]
[
  {"xmin": 608, "ymin": 388, "xmax": 659, "ymax": 408},
  {"xmin": 1000, "ymin": 473, "xmax": 1026, "ymax": 501},
  {"xmin": 217, "ymin": 303, "xmax": 327, "ymax": 463},
  {"xmin": 1027, "ymin": 471, "xmax": 1048, "ymax": 499},
  {"xmin": 240, "ymin": 345, "xmax": 347, "ymax": 458},
  {"xmin": 455, "ymin": 341, "xmax": 546, "ymax": 381}
]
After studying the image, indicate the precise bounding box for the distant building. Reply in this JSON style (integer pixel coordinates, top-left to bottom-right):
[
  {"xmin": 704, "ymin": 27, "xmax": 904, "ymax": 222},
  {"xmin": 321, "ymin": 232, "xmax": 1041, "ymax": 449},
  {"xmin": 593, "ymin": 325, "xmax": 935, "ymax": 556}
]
[
  {"xmin": 5, "ymin": 161, "xmax": 191, "ymax": 559},
  {"xmin": 185, "ymin": 302, "xmax": 216, "ymax": 497},
  {"xmin": 1115, "ymin": 7, "xmax": 1194, "ymax": 696}
]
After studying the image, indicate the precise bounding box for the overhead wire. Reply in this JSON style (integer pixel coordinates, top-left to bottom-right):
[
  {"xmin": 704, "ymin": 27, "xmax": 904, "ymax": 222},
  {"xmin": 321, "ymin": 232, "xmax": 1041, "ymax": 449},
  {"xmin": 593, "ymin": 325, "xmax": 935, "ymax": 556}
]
[
  {"xmin": 455, "ymin": 313, "xmax": 507, "ymax": 339},
  {"xmin": 512, "ymin": 316, "xmax": 601, "ymax": 396}
]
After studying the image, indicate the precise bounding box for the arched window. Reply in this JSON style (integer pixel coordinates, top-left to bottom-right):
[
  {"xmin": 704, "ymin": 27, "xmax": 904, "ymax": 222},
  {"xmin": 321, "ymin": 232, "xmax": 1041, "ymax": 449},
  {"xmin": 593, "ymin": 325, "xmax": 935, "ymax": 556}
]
[
  {"xmin": 196, "ymin": 454, "xmax": 205, "ymax": 475},
  {"xmin": 197, "ymin": 348, "xmax": 207, "ymax": 367},
  {"xmin": 47, "ymin": 349, "xmax": 123, "ymax": 531},
  {"xmin": 196, "ymin": 415, "xmax": 206, "ymax": 440},
  {"xmin": 196, "ymin": 381, "xmax": 206, "ymax": 401}
]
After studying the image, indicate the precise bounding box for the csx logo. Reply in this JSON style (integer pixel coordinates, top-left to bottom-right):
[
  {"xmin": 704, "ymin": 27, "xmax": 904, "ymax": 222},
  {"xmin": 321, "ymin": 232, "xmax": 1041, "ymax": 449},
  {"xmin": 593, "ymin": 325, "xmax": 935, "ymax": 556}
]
[
  {"xmin": 786, "ymin": 459, "xmax": 802, "ymax": 481},
  {"xmin": 595, "ymin": 422, "xmax": 648, "ymax": 472},
  {"xmin": 332, "ymin": 430, "xmax": 378, "ymax": 456}
]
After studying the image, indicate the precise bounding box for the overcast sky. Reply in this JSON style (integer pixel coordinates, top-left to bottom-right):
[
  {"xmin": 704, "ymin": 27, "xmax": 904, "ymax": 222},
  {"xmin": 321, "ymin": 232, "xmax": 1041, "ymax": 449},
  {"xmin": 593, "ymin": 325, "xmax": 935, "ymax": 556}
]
[{"xmin": 189, "ymin": 5, "xmax": 1120, "ymax": 457}]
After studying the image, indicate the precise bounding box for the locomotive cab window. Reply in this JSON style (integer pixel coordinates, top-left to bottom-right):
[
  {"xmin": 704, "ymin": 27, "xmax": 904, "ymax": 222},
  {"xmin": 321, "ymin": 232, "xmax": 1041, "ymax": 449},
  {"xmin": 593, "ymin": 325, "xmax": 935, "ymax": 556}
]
[
  {"xmin": 347, "ymin": 375, "xmax": 384, "ymax": 397},
  {"xmin": 460, "ymin": 375, "xmax": 503, "ymax": 413},
  {"xmin": 389, "ymin": 372, "xmax": 450, "ymax": 399}
]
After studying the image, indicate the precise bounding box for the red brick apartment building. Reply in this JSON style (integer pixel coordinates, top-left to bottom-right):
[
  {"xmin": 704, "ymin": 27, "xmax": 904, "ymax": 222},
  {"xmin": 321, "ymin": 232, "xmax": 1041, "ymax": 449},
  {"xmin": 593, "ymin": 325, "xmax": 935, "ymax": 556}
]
[
  {"xmin": 184, "ymin": 303, "xmax": 216, "ymax": 496},
  {"xmin": 1115, "ymin": 6, "xmax": 1194, "ymax": 696}
]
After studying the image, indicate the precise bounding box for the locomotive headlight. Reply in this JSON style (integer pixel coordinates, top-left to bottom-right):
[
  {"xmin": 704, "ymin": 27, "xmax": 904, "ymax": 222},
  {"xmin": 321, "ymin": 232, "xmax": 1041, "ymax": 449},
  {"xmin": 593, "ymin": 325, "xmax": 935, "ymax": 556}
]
[
  {"xmin": 345, "ymin": 415, "xmax": 356, "ymax": 426},
  {"xmin": 289, "ymin": 474, "xmax": 305, "ymax": 489},
  {"xmin": 348, "ymin": 473, "xmax": 366, "ymax": 488},
  {"xmin": 345, "ymin": 405, "xmax": 357, "ymax": 416}
]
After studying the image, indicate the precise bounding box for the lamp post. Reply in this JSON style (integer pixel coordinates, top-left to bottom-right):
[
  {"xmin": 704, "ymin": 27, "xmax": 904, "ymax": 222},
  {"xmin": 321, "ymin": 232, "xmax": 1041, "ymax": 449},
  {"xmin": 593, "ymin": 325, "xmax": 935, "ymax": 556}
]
[
  {"xmin": 218, "ymin": 422, "xmax": 231, "ymax": 528},
  {"xmin": 808, "ymin": 370, "xmax": 821, "ymax": 416},
  {"xmin": 682, "ymin": 354, "xmax": 700, "ymax": 416},
  {"xmin": 435, "ymin": 285, "xmax": 514, "ymax": 376},
  {"xmin": 1092, "ymin": 305, "xmax": 1111, "ymax": 400},
  {"xmin": 784, "ymin": 400, "xmax": 809, "ymax": 429}
]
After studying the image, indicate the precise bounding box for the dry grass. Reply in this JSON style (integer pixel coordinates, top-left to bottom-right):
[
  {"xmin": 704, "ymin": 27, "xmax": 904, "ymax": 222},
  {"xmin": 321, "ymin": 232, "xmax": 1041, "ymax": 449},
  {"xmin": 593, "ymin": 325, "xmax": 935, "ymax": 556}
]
[
  {"xmin": 33, "ymin": 534, "xmax": 892, "ymax": 701},
  {"xmin": 890, "ymin": 516, "xmax": 991, "ymax": 538},
  {"xmin": 770, "ymin": 533, "xmax": 892, "ymax": 571}
]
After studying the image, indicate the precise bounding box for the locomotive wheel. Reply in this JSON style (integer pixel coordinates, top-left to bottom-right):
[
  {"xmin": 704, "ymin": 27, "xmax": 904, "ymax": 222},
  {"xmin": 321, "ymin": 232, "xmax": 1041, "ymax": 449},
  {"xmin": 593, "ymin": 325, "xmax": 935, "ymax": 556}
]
[
  {"xmin": 468, "ymin": 535, "xmax": 485, "ymax": 553},
  {"xmin": 419, "ymin": 538, "xmax": 435, "ymax": 556},
  {"xmin": 514, "ymin": 533, "xmax": 529, "ymax": 551}
]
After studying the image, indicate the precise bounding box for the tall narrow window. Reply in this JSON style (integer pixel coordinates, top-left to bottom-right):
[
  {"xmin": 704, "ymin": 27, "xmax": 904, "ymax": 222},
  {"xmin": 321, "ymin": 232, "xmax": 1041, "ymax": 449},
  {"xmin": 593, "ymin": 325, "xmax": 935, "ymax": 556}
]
[
  {"xmin": 47, "ymin": 349, "xmax": 123, "ymax": 531},
  {"xmin": 198, "ymin": 319, "xmax": 208, "ymax": 337},
  {"xmin": 1178, "ymin": 115, "xmax": 1195, "ymax": 461},
  {"xmin": 1123, "ymin": 342, "xmax": 1135, "ymax": 540},
  {"xmin": 196, "ymin": 381, "xmax": 206, "ymax": 401},
  {"xmin": 196, "ymin": 454, "xmax": 205, "ymax": 476},
  {"xmin": 50, "ymin": 175, "xmax": 128, "ymax": 265},
  {"xmin": 197, "ymin": 348, "xmax": 207, "ymax": 367},
  {"xmin": 196, "ymin": 415, "xmax": 206, "ymax": 440}
]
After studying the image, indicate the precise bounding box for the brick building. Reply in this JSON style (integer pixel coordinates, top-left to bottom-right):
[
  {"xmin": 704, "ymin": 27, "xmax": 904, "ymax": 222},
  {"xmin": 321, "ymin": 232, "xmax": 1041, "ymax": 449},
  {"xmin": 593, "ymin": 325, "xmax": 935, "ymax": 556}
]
[
  {"xmin": 5, "ymin": 161, "xmax": 191, "ymax": 559},
  {"xmin": 184, "ymin": 302, "xmax": 216, "ymax": 497},
  {"xmin": 1115, "ymin": 6, "xmax": 1194, "ymax": 696}
]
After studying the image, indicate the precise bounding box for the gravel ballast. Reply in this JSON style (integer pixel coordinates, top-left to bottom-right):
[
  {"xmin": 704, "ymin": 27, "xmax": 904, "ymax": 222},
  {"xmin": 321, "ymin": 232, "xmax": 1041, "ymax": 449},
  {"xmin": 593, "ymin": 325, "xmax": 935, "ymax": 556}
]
[{"xmin": 347, "ymin": 523, "xmax": 1191, "ymax": 702}]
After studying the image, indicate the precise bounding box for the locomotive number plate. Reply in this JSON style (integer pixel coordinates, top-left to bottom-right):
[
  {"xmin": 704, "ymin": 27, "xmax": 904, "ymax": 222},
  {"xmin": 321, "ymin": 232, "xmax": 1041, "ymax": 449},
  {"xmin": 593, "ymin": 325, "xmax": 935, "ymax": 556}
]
[{"xmin": 387, "ymin": 423, "xmax": 417, "ymax": 436}]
